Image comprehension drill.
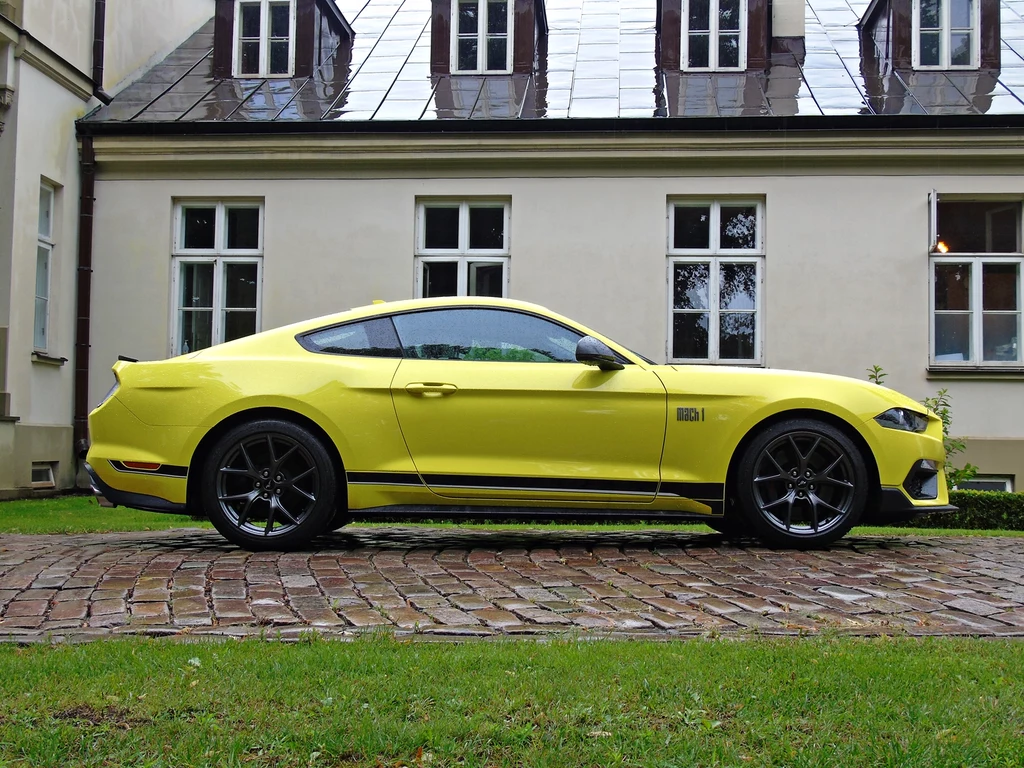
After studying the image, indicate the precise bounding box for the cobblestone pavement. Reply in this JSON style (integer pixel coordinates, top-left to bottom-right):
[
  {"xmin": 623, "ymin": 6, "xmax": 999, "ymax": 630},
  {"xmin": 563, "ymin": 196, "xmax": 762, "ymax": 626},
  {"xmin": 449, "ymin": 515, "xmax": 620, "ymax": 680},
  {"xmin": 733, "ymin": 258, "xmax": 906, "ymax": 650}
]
[{"xmin": 2, "ymin": 527, "xmax": 1024, "ymax": 642}]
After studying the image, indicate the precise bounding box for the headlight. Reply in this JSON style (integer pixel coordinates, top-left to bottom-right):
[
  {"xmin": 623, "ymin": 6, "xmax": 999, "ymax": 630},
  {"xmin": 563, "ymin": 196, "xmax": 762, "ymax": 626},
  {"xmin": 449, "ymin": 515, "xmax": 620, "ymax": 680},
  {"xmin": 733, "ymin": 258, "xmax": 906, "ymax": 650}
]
[{"xmin": 874, "ymin": 408, "xmax": 929, "ymax": 433}]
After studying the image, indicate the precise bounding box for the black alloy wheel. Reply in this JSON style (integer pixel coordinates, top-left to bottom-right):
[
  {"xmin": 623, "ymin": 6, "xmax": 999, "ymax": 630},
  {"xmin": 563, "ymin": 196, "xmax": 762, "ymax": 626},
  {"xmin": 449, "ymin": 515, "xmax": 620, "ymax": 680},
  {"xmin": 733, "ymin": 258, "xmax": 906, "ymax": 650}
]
[
  {"xmin": 201, "ymin": 419, "xmax": 338, "ymax": 550},
  {"xmin": 736, "ymin": 418, "xmax": 868, "ymax": 548}
]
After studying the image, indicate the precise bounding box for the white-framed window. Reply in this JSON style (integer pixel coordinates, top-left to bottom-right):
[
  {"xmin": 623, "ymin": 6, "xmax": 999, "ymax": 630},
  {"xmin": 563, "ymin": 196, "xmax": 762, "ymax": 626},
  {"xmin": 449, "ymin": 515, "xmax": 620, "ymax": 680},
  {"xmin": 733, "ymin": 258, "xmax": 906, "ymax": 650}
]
[
  {"xmin": 452, "ymin": 0, "xmax": 512, "ymax": 74},
  {"xmin": 234, "ymin": 0, "xmax": 296, "ymax": 77},
  {"xmin": 668, "ymin": 199, "xmax": 763, "ymax": 363},
  {"xmin": 930, "ymin": 197, "xmax": 1022, "ymax": 367},
  {"xmin": 913, "ymin": 0, "xmax": 979, "ymax": 69},
  {"xmin": 683, "ymin": 0, "xmax": 746, "ymax": 71},
  {"xmin": 172, "ymin": 201, "xmax": 264, "ymax": 356},
  {"xmin": 415, "ymin": 200, "xmax": 509, "ymax": 298},
  {"xmin": 955, "ymin": 475, "xmax": 1014, "ymax": 492},
  {"xmin": 35, "ymin": 183, "xmax": 55, "ymax": 352}
]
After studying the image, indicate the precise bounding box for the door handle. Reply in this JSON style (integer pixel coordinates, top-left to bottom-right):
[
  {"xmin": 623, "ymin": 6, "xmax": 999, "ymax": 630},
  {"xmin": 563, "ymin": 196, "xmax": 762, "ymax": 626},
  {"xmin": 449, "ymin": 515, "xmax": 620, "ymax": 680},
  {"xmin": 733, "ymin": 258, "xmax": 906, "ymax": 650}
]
[{"xmin": 405, "ymin": 382, "xmax": 458, "ymax": 397}]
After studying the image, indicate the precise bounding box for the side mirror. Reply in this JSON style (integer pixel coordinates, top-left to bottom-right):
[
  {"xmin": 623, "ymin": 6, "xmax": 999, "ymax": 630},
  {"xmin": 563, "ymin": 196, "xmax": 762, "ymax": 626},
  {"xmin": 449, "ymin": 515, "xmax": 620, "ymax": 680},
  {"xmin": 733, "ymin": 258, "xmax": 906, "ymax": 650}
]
[{"xmin": 575, "ymin": 336, "xmax": 624, "ymax": 371}]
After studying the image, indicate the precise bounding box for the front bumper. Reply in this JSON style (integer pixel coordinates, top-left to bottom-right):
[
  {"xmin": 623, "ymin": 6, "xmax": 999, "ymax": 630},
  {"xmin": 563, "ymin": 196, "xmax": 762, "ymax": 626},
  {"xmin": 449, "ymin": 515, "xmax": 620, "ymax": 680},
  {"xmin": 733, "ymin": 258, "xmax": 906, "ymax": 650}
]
[{"xmin": 84, "ymin": 462, "xmax": 187, "ymax": 515}]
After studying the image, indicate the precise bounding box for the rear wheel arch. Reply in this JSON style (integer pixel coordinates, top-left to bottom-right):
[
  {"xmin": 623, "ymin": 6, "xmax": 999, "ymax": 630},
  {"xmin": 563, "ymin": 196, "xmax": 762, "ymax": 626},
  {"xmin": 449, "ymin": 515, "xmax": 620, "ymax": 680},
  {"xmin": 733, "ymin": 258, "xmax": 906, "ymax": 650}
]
[
  {"xmin": 187, "ymin": 407, "xmax": 347, "ymax": 516},
  {"xmin": 724, "ymin": 408, "xmax": 881, "ymax": 517}
]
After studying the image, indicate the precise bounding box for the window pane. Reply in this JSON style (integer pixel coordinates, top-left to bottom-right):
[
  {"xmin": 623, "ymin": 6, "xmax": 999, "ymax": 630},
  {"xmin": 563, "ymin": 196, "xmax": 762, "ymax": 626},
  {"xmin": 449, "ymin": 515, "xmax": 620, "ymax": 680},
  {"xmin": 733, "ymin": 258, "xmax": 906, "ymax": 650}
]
[
  {"xmin": 225, "ymin": 262, "xmax": 258, "ymax": 308},
  {"xmin": 950, "ymin": 33, "xmax": 971, "ymax": 66},
  {"xmin": 423, "ymin": 261, "xmax": 459, "ymax": 297},
  {"xmin": 486, "ymin": 37, "xmax": 507, "ymax": 71},
  {"xmin": 983, "ymin": 263, "xmax": 1019, "ymax": 311},
  {"xmin": 720, "ymin": 263, "xmax": 756, "ymax": 309},
  {"xmin": 687, "ymin": 34, "xmax": 710, "ymax": 68},
  {"xmin": 35, "ymin": 245, "xmax": 50, "ymax": 299},
  {"xmin": 34, "ymin": 297, "xmax": 47, "ymax": 350},
  {"xmin": 719, "ymin": 0, "xmax": 740, "ymax": 31},
  {"xmin": 304, "ymin": 318, "xmax": 402, "ymax": 357},
  {"xmin": 424, "ymin": 207, "xmax": 460, "ymax": 249},
  {"xmin": 469, "ymin": 262, "xmax": 504, "ymax": 297},
  {"xmin": 180, "ymin": 311, "xmax": 213, "ymax": 355},
  {"xmin": 688, "ymin": 0, "xmax": 710, "ymax": 30},
  {"xmin": 457, "ymin": 38, "xmax": 478, "ymax": 70},
  {"xmin": 950, "ymin": 0, "xmax": 972, "ymax": 29},
  {"xmin": 919, "ymin": 32, "xmax": 940, "ymax": 66},
  {"xmin": 673, "ymin": 263, "xmax": 710, "ymax": 309},
  {"xmin": 982, "ymin": 313, "xmax": 1020, "ymax": 361},
  {"xmin": 270, "ymin": 2, "xmax": 290, "ymax": 37},
  {"xmin": 240, "ymin": 3, "xmax": 261, "ymax": 38},
  {"xmin": 487, "ymin": 0, "xmax": 507, "ymax": 34},
  {"xmin": 226, "ymin": 207, "xmax": 260, "ymax": 250},
  {"xmin": 673, "ymin": 205, "xmax": 711, "ymax": 249},
  {"xmin": 181, "ymin": 263, "xmax": 214, "ymax": 308},
  {"xmin": 458, "ymin": 0, "xmax": 478, "ymax": 35},
  {"xmin": 920, "ymin": 0, "xmax": 940, "ymax": 28},
  {"xmin": 182, "ymin": 207, "xmax": 216, "ymax": 249},
  {"xmin": 720, "ymin": 313, "xmax": 755, "ymax": 359},
  {"xmin": 934, "ymin": 263, "xmax": 970, "ymax": 311},
  {"xmin": 38, "ymin": 187, "xmax": 52, "ymax": 238},
  {"xmin": 934, "ymin": 313, "xmax": 971, "ymax": 361},
  {"xmin": 938, "ymin": 202, "xmax": 1020, "ymax": 253},
  {"xmin": 719, "ymin": 34, "xmax": 740, "ymax": 68},
  {"xmin": 224, "ymin": 311, "xmax": 258, "ymax": 342},
  {"xmin": 269, "ymin": 40, "xmax": 290, "ymax": 74},
  {"xmin": 468, "ymin": 206, "xmax": 504, "ymax": 249},
  {"xmin": 393, "ymin": 308, "xmax": 582, "ymax": 362},
  {"xmin": 720, "ymin": 205, "xmax": 758, "ymax": 249},
  {"xmin": 672, "ymin": 313, "xmax": 710, "ymax": 359}
]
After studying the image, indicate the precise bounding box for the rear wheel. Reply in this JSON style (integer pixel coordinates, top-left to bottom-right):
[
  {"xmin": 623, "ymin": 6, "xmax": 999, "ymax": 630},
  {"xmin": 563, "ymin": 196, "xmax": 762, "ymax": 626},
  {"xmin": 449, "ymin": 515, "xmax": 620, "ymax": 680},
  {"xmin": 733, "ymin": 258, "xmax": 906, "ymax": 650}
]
[
  {"xmin": 201, "ymin": 419, "xmax": 337, "ymax": 551},
  {"xmin": 736, "ymin": 418, "xmax": 868, "ymax": 548}
]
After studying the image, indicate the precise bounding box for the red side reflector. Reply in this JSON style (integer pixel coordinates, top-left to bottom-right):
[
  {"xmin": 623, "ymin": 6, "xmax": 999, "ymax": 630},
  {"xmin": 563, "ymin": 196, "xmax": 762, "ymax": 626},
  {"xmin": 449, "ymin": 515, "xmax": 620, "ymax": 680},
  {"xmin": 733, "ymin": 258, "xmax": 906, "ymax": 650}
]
[{"xmin": 122, "ymin": 462, "xmax": 161, "ymax": 471}]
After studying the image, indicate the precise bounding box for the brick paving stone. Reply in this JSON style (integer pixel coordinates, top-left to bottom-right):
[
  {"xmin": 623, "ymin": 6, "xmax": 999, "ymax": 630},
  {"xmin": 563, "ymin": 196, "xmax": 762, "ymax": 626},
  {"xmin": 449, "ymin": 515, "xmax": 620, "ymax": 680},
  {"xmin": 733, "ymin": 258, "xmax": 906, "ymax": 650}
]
[{"xmin": 0, "ymin": 528, "xmax": 1022, "ymax": 640}]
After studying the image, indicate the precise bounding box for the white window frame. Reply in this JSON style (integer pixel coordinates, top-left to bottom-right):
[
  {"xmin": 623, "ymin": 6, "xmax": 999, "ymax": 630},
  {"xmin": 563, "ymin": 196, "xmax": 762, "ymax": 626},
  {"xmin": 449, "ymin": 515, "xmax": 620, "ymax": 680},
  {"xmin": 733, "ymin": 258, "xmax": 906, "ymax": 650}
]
[
  {"xmin": 667, "ymin": 199, "xmax": 764, "ymax": 364},
  {"xmin": 415, "ymin": 200, "xmax": 510, "ymax": 298},
  {"xmin": 954, "ymin": 475, "xmax": 1014, "ymax": 492},
  {"xmin": 35, "ymin": 184, "xmax": 55, "ymax": 353},
  {"xmin": 682, "ymin": 0, "xmax": 748, "ymax": 72},
  {"xmin": 233, "ymin": 0, "xmax": 297, "ymax": 77},
  {"xmin": 171, "ymin": 201, "xmax": 264, "ymax": 357},
  {"xmin": 451, "ymin": 0, "xmax": 514, "ymax": 74},
  {"xmin": 912, "ymin": 0, "xmax": 980, "ymax": 70}
]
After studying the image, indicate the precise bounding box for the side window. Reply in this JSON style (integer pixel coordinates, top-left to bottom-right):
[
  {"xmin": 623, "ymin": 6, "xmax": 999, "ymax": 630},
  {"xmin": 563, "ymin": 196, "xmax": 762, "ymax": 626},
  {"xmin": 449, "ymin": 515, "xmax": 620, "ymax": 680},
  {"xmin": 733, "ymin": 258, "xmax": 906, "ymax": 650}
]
[
  {"xmin": 392, "ymin": 309, "xmax": 583, "ymax": 362},
  {"xmin": 301, "ymin": 317, "xmax": 402, "ymax": 357}
]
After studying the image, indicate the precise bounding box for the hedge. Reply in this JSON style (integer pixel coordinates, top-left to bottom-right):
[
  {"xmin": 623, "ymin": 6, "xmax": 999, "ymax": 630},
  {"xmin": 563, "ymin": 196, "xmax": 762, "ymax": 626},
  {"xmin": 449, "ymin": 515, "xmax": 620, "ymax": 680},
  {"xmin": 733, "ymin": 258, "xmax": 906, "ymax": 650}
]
[{"xmin": 896, "ymin": 490, "xmax": 1024, "ymax": 531}]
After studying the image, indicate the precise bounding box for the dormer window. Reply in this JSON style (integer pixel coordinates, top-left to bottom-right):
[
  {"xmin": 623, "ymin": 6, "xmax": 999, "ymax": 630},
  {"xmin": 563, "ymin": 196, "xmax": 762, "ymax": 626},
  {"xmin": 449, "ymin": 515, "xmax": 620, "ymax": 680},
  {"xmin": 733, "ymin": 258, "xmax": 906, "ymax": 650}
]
[
  {"xmin": 234, "ymin": 0, "xmax": 296, "ymax": 76},
  {"xmin": 914, "ymin": 0, "xmax": 978, "ymax": 68},
  {"xmin": 453, "ymin": 0, "xmax": 512, "ymax": 73},
  {"xmin": 683, "ymin": 0, "xmax": 747, "ymax": 70}
]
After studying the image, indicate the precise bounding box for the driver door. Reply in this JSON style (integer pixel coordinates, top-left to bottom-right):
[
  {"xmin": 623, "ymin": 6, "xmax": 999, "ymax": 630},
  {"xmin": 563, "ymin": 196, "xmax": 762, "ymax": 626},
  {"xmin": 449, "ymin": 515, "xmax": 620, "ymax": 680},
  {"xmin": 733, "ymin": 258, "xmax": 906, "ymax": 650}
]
[{"xmin": 389, "ymin": 307, "xmax": 667, "ymax": 503}]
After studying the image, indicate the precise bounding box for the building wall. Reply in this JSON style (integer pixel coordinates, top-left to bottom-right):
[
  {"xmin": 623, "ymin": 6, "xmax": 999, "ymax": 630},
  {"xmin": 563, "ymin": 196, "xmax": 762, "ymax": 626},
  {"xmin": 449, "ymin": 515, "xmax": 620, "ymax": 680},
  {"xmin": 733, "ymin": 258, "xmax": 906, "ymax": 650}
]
[
  {"xmin": 22, "ymin": 0, "xmax": 94, "ymax": 75},
  {"xmin": 102, "ymin": 0, "xmax": 213, "ymax": 92},
  {"xmin": 87, "ymin": 167, "xmax": 1024, "ymax": 487}
]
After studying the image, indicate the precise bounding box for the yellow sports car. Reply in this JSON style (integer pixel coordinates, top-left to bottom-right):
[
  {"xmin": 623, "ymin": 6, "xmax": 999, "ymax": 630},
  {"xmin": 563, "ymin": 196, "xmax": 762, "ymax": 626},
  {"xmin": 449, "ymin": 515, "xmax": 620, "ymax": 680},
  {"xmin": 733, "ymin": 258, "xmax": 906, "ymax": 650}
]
[{"xmin": 85, "ymin": 297, "xmax": 953, "ymax": 550}]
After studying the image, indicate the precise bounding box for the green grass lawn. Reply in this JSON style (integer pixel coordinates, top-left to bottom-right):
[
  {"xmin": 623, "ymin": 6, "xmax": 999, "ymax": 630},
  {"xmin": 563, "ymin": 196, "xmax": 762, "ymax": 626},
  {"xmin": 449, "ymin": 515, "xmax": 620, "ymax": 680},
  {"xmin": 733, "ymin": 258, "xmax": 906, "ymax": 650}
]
[
  {"xmin": 0, "ymin": 636, "xmax": 1021, "ymax": 767},
  {"xmin": 1, "ymin": 495, "xmax": 1022, "ymax": 538}
]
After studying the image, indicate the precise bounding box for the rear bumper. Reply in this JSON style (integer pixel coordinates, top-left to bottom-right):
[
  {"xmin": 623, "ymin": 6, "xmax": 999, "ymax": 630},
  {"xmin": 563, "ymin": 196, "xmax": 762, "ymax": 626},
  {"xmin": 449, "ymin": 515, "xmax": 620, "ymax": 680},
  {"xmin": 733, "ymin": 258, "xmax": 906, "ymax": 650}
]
[{"xmin": 84, "ymin": 462, "xmax": 187, "ymax": 515}]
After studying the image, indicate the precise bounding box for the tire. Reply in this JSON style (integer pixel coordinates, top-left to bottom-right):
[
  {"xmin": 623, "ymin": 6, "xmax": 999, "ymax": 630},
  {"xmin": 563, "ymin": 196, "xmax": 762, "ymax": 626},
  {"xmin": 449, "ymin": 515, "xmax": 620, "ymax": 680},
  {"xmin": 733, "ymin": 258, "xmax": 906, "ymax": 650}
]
[
  {"xmin": 735, "ymin": 418, "xmax": 868, "ymax": 549},
  {"xmin": 201, "ymin": 419, "xmax": 338, "ymax": 551}
]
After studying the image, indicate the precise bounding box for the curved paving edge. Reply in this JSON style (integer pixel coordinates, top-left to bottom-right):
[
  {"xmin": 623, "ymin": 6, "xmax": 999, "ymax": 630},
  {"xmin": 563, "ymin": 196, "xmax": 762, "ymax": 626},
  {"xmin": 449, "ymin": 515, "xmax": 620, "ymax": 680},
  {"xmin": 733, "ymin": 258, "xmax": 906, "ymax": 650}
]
[{"xmin": 1, "ymin": 527, "xmax": 1023, "ymax": 643}]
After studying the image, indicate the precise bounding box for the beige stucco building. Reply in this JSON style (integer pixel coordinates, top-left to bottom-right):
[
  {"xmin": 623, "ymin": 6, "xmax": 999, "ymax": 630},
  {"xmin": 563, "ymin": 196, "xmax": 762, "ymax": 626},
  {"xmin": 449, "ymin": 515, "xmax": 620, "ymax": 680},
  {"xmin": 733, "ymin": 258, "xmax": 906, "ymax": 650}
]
[{"xmin": 3, "ymin": 0, "xmax": 1023, "ymax": 497}]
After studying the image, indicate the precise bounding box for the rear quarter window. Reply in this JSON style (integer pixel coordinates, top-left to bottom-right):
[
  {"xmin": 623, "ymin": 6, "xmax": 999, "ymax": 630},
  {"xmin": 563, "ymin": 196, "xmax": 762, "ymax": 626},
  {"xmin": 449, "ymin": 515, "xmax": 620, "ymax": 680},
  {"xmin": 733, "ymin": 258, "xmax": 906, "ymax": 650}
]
[{"xmin": 300, "ymin": 317, "xmax": 402, "ymax": 357}]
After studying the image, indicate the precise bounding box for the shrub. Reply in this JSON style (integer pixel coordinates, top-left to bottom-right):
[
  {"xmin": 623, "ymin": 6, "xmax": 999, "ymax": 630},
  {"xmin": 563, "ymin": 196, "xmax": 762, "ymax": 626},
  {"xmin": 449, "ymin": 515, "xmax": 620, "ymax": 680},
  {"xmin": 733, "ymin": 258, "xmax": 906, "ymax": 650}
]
[{"xmin": 898, "ymin": 490, "xmax": 1024, "ymax": 531}]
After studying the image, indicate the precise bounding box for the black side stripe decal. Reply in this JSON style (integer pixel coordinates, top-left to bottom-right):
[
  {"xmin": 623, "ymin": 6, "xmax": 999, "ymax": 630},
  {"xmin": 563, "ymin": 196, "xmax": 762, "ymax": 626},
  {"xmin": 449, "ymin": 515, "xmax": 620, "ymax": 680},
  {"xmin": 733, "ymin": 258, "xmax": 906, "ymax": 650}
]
[
  {"xmin": 658, "ymin": 482, "xmax": 726, "ymax": 500},
  {"xmin": 109, "ymin": 461, "xmax": 189, "ymax": 478},
  {"xmin": 347, "ymin": 472, "xmax": 423, "ymax": 486}
]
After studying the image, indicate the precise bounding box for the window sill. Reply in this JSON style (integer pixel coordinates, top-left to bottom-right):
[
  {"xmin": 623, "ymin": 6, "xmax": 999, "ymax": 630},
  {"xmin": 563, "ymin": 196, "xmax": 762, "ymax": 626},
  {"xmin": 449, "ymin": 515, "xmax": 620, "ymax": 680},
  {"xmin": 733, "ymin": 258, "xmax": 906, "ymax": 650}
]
[
  {"xmin": 927, "ymin": 366, "xmax": 1024, "ymax": 380},
  {"xmin": 31, "ymin": 352, "xmax": 68, "ymax": 367},
  {"xmin": 0, "ymin": 415, "xmax": 19, "ymax": 423}
]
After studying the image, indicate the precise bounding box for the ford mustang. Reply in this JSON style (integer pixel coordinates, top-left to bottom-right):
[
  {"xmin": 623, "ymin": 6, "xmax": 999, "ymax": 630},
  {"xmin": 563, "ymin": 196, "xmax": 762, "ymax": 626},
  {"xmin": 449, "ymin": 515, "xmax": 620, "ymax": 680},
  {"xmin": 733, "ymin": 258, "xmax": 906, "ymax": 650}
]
[{"xmin": 85, "ymin": 297, "xmax": 954, "ymax": 550}]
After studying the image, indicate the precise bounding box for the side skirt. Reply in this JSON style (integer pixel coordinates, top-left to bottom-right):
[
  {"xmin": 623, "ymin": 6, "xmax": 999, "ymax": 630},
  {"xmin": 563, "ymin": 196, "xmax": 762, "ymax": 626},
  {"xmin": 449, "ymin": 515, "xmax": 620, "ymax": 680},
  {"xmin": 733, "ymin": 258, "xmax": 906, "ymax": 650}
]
[{"xmin": 347, "ymin": 505, "xmax": 721, "ymax": 523}]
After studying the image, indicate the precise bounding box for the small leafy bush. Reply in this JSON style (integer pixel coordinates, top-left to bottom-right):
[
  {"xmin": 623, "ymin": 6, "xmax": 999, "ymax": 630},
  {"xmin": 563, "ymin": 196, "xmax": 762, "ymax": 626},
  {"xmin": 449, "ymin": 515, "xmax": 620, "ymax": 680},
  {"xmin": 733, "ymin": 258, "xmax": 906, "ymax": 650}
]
[{"xmin": 899, "ymin": 490, "xmax": 1024, "ymax": 531}]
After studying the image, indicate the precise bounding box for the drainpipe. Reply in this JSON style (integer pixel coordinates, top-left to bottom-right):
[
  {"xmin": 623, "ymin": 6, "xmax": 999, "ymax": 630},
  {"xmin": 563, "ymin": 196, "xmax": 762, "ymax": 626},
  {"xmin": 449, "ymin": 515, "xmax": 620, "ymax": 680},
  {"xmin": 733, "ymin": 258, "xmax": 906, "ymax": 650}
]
[
  {"xmin": 91, "ymin": 0, "xmax": 112, "ymax": 103},
  {"xmin": 74, "ymin": 136, "xmax": 96, "ymax": 457}
]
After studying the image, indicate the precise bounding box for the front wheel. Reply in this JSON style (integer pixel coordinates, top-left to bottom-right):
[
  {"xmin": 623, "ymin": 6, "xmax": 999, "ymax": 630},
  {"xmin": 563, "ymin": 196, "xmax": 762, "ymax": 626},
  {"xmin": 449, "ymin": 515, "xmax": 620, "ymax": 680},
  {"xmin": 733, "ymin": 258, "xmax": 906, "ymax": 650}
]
[
  {"xmin": 736, "ymin": 419, "xmax": 868, "ymax": 549},
  {"xmin": 201, "ymin": 419, "xmax": 338, "ymax": 551}
]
